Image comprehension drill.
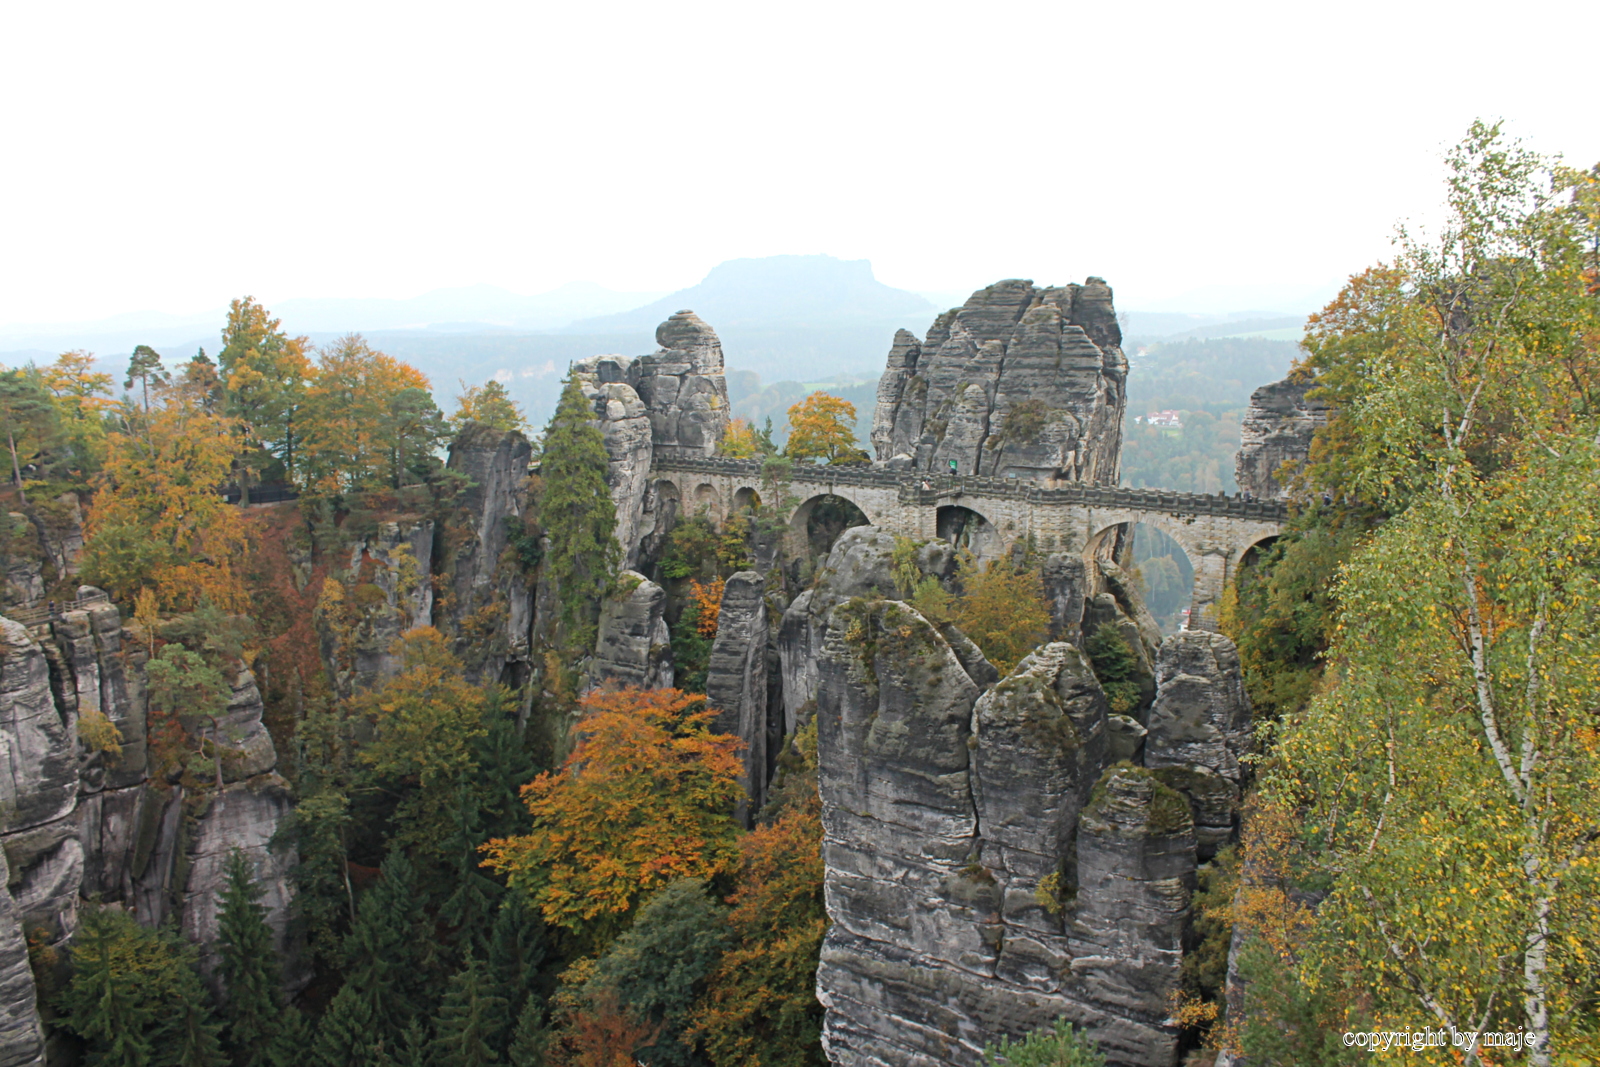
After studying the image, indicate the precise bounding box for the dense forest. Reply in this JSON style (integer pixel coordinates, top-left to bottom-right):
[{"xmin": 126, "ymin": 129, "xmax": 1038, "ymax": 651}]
[{"xmin": 0, "ymin": 121, "xmax": 1595, "ymax": 1067}]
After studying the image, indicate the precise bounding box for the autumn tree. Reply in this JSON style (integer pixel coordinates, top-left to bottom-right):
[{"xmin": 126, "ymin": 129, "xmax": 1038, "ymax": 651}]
[
  {"xmin": 296, "ymin": 334, "xmax": 445, "ymax": 493},
  {"xmin": 783, "ymin": 393, "xmax": 865, "ymax": 464},
  {"xmin": 352, "ymin": 627, "xmax": 504, "ymax": 862},
  {"xmin": 688, "ymin": 725, "xmax": 827, "ymax": 1067},
  {"xmin": 1238, "ymin": 122, "xmax": 1600, "ymax": 1067},
  {"xmin": 952, "ymin": 557, "xmax": 1051, "ymax": 674},
  {"xmin": 717, "ymin": 418, "xmax": 759, "ymax": 458},
  {"xmin": 217, "ymin": 297, "xmax": 312, "ymax": 491},
  {"xmin": 482, "ymin": 687, "xmax": 744, "ymax": 950},
  {"xmin": 81, "ymin": 371, "xmax": 249, "ymax": 610},
  {"xmin": 451, "ymin": 378, "xmax": 528, "ymax": 435},
  {"xmin": 42, "ymin": 349, "xmax": 113, "ymax": 471},
  {"xmin": 539, "ymin": 378, "xmax": 619, "ymax": 637}
]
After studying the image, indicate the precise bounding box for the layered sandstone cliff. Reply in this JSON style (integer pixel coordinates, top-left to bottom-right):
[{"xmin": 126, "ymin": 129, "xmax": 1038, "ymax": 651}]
[
  {"xmin": 796, "ymin": 529, "xmax": 1250, "ymax": 1067},
  {"xmin": 0, "ymin": 596, "xmax": 299, "ymax": 1064},
  {"xmin": 871, "ymin": 279, "xmax": 1128, "ymax": 482},
  {"xmin": 1234, "ymin": 370, "xmax": 1327, "ymax": 499}
]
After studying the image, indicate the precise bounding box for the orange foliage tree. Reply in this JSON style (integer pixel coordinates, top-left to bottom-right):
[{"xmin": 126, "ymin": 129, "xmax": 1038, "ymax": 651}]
[
  {"xmin": 688, "ymin": 577, "xmax": 724, "ymax": 638},
  {"xmin": 687, "ymin": 727, "xmax": 827, "ymax": 1067},
  {"xmin": 82, "ymin": 374, "xmax": 249, "ymax": 611},
  {"xmin": 481, "ymin": 687, "xmax": 744, "ymax": 948}
]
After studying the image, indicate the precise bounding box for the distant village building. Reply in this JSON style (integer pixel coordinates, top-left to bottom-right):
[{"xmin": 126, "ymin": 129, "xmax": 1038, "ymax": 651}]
[{"xmin": 1139, "ymin": 409, "xmax": 1183, "ymax": 428}]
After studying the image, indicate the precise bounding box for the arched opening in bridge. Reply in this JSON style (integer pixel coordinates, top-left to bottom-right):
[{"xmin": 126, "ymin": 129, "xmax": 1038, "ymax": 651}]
[
  {"xmin": 693, "ymin": 483, "xmax": 722, "ymax": 523},
  {"xmin": 1231, "ymin": 534, "xmax": 1281, "ymax": 619},
  {"xmin": 794, "ymin": 494, "xmax": 870, "ymax": 558},
  {"xmin": 1085, "ymin": 522, "xmax": 1195, "ymax": 635},
  {"xmin": 936, "ymin": 505, "xmax": 1002, "ymax": 566},
  {"xmin": 732, "ymin": 486, "xmax": 762, "ymax": 512},
  {"xmin": 1130, "ymin": 524, "xmax": 1196, "ymax": 634}
]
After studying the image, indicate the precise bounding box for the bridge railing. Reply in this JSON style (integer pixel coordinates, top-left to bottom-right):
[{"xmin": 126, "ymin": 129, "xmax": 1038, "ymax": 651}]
[{"xmin": 649, "ymin": 455, "xmax": 1290, "ymax": 521}]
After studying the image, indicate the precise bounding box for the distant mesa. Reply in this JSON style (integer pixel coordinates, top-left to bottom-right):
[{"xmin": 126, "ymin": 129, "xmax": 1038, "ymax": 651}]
[{"xmin": 567, "ymin": 254, "xmax": 936, "ymax": 332}]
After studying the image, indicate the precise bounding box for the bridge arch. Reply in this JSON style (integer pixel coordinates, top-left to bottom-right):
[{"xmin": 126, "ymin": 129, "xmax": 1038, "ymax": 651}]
[
  {"xmin": 732, "ymin": 485, "xmax": 762, "ymax": 512},
  {"xmin": 936, "ymin": 504, "xmax": 1003, "ymax": 566},
  {"xmin": 789, "ymin": 493, "xmax": 873, "ymax": 559},
  {"xmin": 692, "ymin": 483, "xmax": 723, "ymax": 524}
]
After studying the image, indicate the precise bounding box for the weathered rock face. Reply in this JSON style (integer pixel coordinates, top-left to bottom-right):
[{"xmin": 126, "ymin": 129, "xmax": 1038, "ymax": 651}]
[
  {"xmin": 704, "ymin": 572, "xmax": 768, "ymax": 817},
  {"xmin": 1145, "ymin": 631, "xmax": 1251, "ymax": 859},
  {"xmin": 1084, "ymin": 559, "xmax": 1164, "ymax": 715},
  {"xmin": 634, "ymin": 312, "xmax": 731, "ymax": 460},
  {"xmin": 588, "ymin": 572, "xmax": 673, "ymax": 692},
  {"xmin": 0, "ymin": 849, "xmax": 43, "ymax": 1067},
  {"xmin": 1235, "ymin": 371, "xmax": 1327, "ymax": 499},
  {"xmin": 569, "ymin": 361, "xmax": 655, "ymax": 571},
  {"xmin": 871, "ymin": 279, "xmax": 1128, "ymax": 483},
  {"xmin": 179, "ymin": 777, "xmax": 298, "ymax": 980},
  {"xmin": 569, "ymin": 313, "xmax": 733, "ymax": 568},
  {"xmin": 1066, "ymin": 767, "xmax": 1196, "ymax": 1065},
  {"xmin": 0, "ymin": 594, "xmax": 303, "ymax": 1039},
  {"xmin": 808, "ymin": 530, "xmax": 1197, "ymax": 1067},
  {"xmin": 1042, "ymin": 553, "xmax": 1088, "ymax": 641},
  {"xmin": 317, "ymin": 519, "xmax": 435, "ymax": 696},
  {"xmin": 442, "ymin": 423, "xmax": 536, "ymax": 685}
]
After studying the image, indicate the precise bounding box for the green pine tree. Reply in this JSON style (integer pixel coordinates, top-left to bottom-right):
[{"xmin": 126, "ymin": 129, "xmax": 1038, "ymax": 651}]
[
  {"xmin": 54, "ymin": 905, "xmax": 157, "ymax": 1067},
  {"xmin": 440, "ymin": 776, "xmax": 504, "ymax": 960},
  {"xmin": 588, "ymin": 878, "xmax": 730, "ymax": 1067},
  {"xmin": 506, "ymin": 998, "xmax": 550, "ymax": 1067},
  {"xmin": 216, "ymin": 849, "xmax": 282, "ymax": 1067},
  {"xmin": 314, "ymin": 982, "xmax": 379, "ymax": 1067},
  {"xmin": 266, "ymin": 1007, "xmax": 314, "ymax": 1067},
  {"xmin": 432, "ymin": 957, "xmax": 509, "ymax": 1067},
  {"xmin": 487, "ymin": 896, "xmax": 546, "ymax": 1047},
  {"xmin": 343, "ymin": 850, "xmax": 433, "ymax": 1042},
  {"xmin": 160, "ymin": 940, "xmax": 228, "ymax": 1067},
  {"xmin": 538, "ymin": 378, "xmax": 618, "ymax": 638}
]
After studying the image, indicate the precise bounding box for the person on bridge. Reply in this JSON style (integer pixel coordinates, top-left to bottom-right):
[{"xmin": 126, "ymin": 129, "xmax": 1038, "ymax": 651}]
[{"xmin": 948, "ymin": 459, "xmax": 958, "ymax": 474}]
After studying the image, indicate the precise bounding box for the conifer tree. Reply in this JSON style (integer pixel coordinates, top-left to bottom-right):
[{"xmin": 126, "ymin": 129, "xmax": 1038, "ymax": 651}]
[
  {"xmin": 507, "ymin": 998, "xmax": 551, "ymax": 1067},
  {"xmin": 343, "ymin": 850, "xmax": 434, "ymax": 1041},
  {"xmin": 216, "ymin": 848, "xmax": 282, "ymax": 1067},
  {"xmin": 586, "ymin": 878, "xmax": 730, "ymax": 1067},
  {"xmin": 55, "ymin": 904, "xmax": 157, "ymax": 1067},
  {"xmin": 314, "ymin": 981, "xmax": 379, "ymax": 1067},
  {"xmin": 267, "ymin": 1008, "xmax": 314, "ymax": 1067},
  {"xmin": 432, "ymin": 957, "xmax": 509, "ymax": 1067},
  {"xmin": 538, "ymin": 378, "xmax": 618, "ymax": 636},
  {"xmin": 487, "ymin": 896, "xmax": 547, "ymax": 1038}
]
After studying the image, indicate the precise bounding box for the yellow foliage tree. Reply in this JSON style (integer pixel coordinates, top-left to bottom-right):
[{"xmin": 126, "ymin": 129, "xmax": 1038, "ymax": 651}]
[
  {"xmin": 784, "ymin": 393, "xmax": 864, "ymax": 464},
  {"xmin": 951, "ymin": 558, "xmax": 1050, "ymax": 674},
  {"xmin": 718, "ymin": 418, "xmax": 759, "ymax": 459},
  {"xmin": 297, "ymin": 334, "xmax": 446, "ymax": 493}
]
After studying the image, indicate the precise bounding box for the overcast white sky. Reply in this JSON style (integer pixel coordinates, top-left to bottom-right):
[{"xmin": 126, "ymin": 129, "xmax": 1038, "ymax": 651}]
[{"xmin": 3, "ymin": 0, "xmax": 1596, "ymax": 326}]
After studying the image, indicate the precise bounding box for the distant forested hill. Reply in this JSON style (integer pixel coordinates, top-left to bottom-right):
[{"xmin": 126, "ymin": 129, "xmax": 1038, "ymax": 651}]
[{"xmin": 1120, "ymin": 336, "xmax": 1301, "ymax": 493}]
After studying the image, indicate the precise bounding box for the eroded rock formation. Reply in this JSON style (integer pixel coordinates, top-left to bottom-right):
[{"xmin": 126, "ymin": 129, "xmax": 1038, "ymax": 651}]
[
  {"xmin": 572, "ymin": 311, "xmax": 733, "ymax": 570},
  {"xmin": 802, "ymin": 529, "xmax": 1215, "ymax": 1067},
  {"xmin": 1234, "ymin": 370, "xmax": 1327, "ymax": 499},
  {"xmin": 704, "ymin": 571, "xmax": 769, "ymax": 817},
  {"xmin": 440, "ymin": 423, "xmax": 536, "ymax": 683},
  {"xmin": 0, "ymin": 593, "xmax": 299, "ymax": 1053},
  {"xmin": 870, "ymin": 279, "xmax": 1128, "ymax": 482},
  {"xmin": 588, "ymin": 571, "xmax": 673, "ymax": 691}
]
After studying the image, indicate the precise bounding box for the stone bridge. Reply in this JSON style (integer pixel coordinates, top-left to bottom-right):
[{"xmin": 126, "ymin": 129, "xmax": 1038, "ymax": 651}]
[{"xmin": 650, "ymin": 456, "xmax": 1287, "ymax": 629}]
